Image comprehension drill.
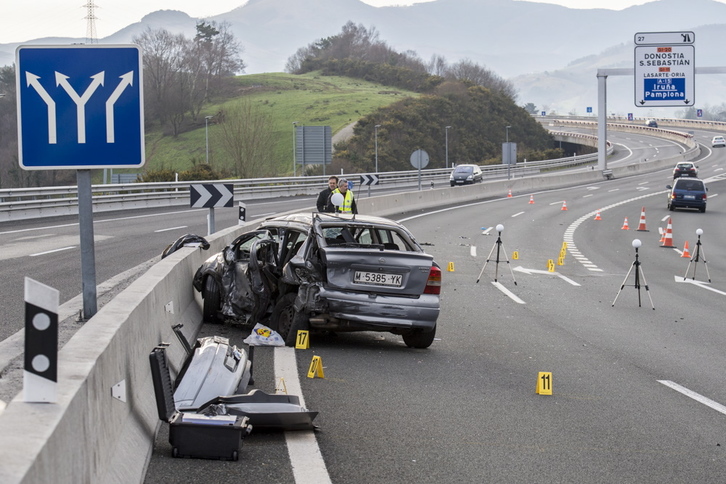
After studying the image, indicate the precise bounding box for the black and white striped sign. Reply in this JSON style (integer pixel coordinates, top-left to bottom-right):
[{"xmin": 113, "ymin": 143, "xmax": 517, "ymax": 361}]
[
  {"xmin": 24, "ymin": 277, "xmax": 59, "ymax": 403},
  {"xmin": 190, "ymin": 183, "xmax": 234, "ymax": 208},
  {"xmin": 359, "ymin": 174, "xmax": 379, "ymax": 186}
]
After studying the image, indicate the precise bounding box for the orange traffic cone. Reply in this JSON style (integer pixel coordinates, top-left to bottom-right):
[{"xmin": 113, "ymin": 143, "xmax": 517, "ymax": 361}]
[
  {"xmin": 636, "ymin": 207, "xmax": 648, "ymax": 232},
  {"xmin": 507, "ymin": 189, "xmax": 512, "ymax": 198},
  {"xmin": 561, "ymin": 201, "xmax": 568, "ymax": 211},
  {"xmin": 529, "ymin": 195, "xmax": 535, "ymax": 204},
  {"xmin": 594, "ymin": 210, "xmax": 602, "ymax": 221},
  {"xmin": 621, "ymin": 217, "xmax": 629, "ymax": 230},
  {"xmin": 681, "ymin": 241, "xmax": 691, "ymax": 258},
  {"xmin": 661, "ymin": 217, "xmax": 675, "ymax": 248}
]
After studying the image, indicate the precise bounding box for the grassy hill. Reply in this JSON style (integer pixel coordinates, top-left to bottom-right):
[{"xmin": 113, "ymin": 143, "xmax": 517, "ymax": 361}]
[{"xmin": 141, "ymin": 71, "xmax": 419, "ymax": 177}]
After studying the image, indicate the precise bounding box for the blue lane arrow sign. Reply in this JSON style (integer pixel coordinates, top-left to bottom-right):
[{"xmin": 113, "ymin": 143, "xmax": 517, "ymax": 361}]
[
  {"xmin": 16, "ymin": 44, "xmax": 144, "ymax": 170},
  {"xmin": 190, "ymin": 183, "xmax": 234, "ymax": 208}
]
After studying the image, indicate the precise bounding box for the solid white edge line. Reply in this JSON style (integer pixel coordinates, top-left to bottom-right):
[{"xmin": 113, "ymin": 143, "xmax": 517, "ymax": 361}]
[
  {"xmin": 491, "ymin": 281, "xmax": 525, "ymax": 304},
  {"xmin": 154, "ymin": 225, "xmax": 188, "ymax": 233},
  {"xmin": 658, "ymin": 380, "xmax": 726, "ymax": 416},
  {"xmin": 275, "ymin": 347, "xmax": 332, "ymax": 484},
  {"xmin": 29, "ymin": 246, "xmax": 76, "ymax": 257}
]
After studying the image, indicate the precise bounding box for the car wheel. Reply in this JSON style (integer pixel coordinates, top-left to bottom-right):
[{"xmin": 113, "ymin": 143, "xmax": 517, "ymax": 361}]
[
  {"xmin": 270, "ymin": 293, "xmax": 309, "ymax": 346},
  {"xmin": 202, "ymin": 276, "xmax": 222, "ymax": 324},
  {"xmin": 402, "ymin": 325, "xmax": 436, "ymax": 349},
  {"xmin": 450, "ymin": 183, "xmax": 455, "ymax": 187},
  {"xmin": 700, "ymin": 206, "xmax": 706, "ymax": 213},
  {"xmin": 668, "ymin": 202, "xmax": 675, "ymax": 211}
]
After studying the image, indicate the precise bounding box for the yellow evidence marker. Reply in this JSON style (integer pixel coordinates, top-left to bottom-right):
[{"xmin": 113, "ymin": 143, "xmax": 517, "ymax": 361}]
[
  {"xmin": 307, "ymin": 355, "xmax": 325, "ymax": 379},
  {"xmin": 512, "ymin": 251, "xmax": 519, "ymax": 260},
  {"xmin": 295, "ymin": 330, "xmax": 310, "ymax": 349},
  {"xmin": 447, "ymin": 262, "xmax": 455, "ymax": 272},
  {"xmin": 536, "ymin": 372, "xmax": 553, "ymax": 395}
]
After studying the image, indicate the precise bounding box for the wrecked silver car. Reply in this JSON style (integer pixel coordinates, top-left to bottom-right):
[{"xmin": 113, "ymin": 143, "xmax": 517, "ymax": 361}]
[{"xmin": 192, "ymin": 212, "xmax": 442, "ymax": 348}]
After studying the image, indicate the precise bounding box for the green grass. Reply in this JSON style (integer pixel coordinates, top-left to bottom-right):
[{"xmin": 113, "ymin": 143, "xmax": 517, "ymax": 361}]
[{"xmin": 141, "ymin": 71, "xmax": 419, "ymax": 177}]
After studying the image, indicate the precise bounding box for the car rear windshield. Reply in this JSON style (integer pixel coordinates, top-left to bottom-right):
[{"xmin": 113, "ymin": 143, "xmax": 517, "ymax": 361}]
[
  {"xmin": 675, "ymin": 179, "xmax": 704, "ymax": 190},
  {"xmin": 321, "ymin": 225, "xmax": 413, "ymax": 251}
]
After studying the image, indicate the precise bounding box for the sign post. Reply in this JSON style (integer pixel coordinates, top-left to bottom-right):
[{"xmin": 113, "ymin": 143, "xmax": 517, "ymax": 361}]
[
  {"xmin": 16, "ymin": 44, "xmax": 145, "ymax": 320},
  {"xmin": 409, "ymin": 149, "xmax": 429, "ymax": 191},
  {"xmin": 634, "ymin": 31, "xmax": 695, "ymax": 107}
]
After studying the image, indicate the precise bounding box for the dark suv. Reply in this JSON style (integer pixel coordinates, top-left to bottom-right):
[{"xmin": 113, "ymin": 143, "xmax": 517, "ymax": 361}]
[
  {"xmin": 667, "ymin": 178, "xmax": 707, "ymax": 212},
  {"xmin": 193, "ymin": 213, "xmax": 442, "ymax": 348}
]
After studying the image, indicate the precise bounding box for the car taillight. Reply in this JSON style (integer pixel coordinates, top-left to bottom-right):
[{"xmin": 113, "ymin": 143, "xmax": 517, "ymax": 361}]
[
  {"xmin": 702, "ymin": 193, "xmax": 707, "ymax": 200},
  {"xmin": 424, "ymin": 265, "xmax": 441, "ymax": 295}
]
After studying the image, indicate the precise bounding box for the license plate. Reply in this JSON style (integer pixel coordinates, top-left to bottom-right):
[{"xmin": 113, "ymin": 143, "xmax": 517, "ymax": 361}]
[
  {"xmin": 456, "ymin": 180, "xmax": 464, "ymax": 184},
  {"xmin": 684, "ymin": 195, "xmax": 695, "ymax": 200},
  {"xmin": 354, "ymin": 271, "xmax": 402, "ymax": 287}
]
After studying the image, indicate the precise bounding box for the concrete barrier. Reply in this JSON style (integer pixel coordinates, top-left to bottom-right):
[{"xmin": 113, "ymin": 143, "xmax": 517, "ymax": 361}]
[{"xmin": 0, "ymin": 146, "xmax": 698, "ymax": 483}]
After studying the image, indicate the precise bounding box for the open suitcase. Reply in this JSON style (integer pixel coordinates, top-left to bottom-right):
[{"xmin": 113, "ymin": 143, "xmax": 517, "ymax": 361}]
[{"xmin": 149, "ymin": 345, "xmax": 251, "ymax": 460}]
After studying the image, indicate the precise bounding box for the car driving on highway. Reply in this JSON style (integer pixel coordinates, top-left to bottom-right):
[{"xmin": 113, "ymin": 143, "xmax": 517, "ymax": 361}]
[
  {"xmin": 672, "ymin": 162, "xmax": 698, "ymax": 178},
  {"xmin": 193, "ymin": 212, "xmax": 442, "ymax": 348},
  {"xmin": 666, "ymin": 177, "xmax": 707, "ymax": 212},
  {"xmin": 450, "ymin": 164, "xmax": 483, "ymax": 186},
  {"xmin": 712, "ymin": 135, "xmax": 726, "ymax": 148}
]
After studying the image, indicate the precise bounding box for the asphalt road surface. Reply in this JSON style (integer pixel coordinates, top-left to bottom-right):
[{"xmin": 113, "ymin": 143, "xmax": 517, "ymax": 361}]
[{"xmin": 143, "ymin": 137, "xmax": 726, "ymax": 483}]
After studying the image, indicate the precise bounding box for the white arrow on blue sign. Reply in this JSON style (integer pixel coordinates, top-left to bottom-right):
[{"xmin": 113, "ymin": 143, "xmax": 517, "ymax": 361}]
[
  {"xmin": 16, "ymin": 44, "xmax": 144, "ymax": 170},
  {"xmin": 359, "ymin": 174, "xmax": 379, "ymax": 186},
  {"xmin": 190, "ymin": 184, "xmax": 234, "ymax": 208}
]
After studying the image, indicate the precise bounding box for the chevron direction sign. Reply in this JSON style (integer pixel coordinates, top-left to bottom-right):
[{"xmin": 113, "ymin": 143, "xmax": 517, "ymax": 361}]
[
  {"xmin": 359, "ymin": 174, "xmax": 379, "ymax": 186},
  {"xmin": 190, "ymin": 183, "xmax": 234, "ymax": 208}
]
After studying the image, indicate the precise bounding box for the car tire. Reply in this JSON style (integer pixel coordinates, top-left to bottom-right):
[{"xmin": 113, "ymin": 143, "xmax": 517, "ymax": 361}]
[
  {"xmin": 402, "ymin": 324, "xmax": 436, "ymax": 349},
  {"xmin": 202, "ymin": 276, "xmax": 222, "ymax": 324},
  {"xmin": 700, "ymin": 206, "xmax": 706, "ymax": 213},
  {"xmin": 668, "ymin": 202, "xmax": 675, "ymax": 211},
  {"xmin": 270, "ymin": 293, "xmax": 309, "ymax": 346}
]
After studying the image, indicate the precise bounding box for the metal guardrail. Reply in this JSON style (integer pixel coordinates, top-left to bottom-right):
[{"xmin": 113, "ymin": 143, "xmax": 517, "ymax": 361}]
[{"xmin": 0, "ymin": 119, "xmax": 694, "ymax": 222}]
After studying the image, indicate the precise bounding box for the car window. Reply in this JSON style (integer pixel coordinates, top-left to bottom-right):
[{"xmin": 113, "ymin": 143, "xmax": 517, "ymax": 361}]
[
  {"xmin": 675, "ymin": 179, "xmax": 704, "ymax": 191},
  {"xmin": 454, "ymin": 166, "xmax": 473, "ymax": 173},
  {"xmin": 234, "ymin": 230, "xmax": 271, "ymax": 260},
  {"xmin": 322, "ymin": 224, "xmax": 413, "ymax": 251}
]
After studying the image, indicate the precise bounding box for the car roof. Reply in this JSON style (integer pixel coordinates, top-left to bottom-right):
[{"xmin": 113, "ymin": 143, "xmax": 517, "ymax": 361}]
[
  {"xmin": 673, "ymin": 177, "xmax": 705, "ymax": 187},
  {"xmin": 261, "ymin": 212, "xmax": 408, "ymax": 229}
]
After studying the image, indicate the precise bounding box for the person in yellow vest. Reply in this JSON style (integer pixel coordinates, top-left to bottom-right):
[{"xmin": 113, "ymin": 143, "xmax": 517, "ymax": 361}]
[{"xmin": 326, "ymin": 178, "xmax": 358, "ymax": 214}]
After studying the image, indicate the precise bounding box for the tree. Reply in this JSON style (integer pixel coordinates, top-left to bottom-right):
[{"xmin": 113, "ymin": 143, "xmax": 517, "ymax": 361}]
[
  {"xmin": 523, "ymin": 102, "xmax": 538, "ymax": 115},
  {"xmin": 446, "ymin": 59, "xmax": 517, "ymax": 100},
  {"xmin": 212, "ymin": 100, "xmax": 277, "ymax": 178}
]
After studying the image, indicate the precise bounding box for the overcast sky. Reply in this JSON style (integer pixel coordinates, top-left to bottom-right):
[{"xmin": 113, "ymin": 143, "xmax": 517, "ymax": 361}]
[{"xmin": 0, "ymin": 0, "xmax": 702, "ymax": 45}]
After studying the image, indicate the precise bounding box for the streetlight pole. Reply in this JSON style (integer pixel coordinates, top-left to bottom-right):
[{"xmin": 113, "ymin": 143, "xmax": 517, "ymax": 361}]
[
  {"xmin": 374, "ymin": 124, "xmax": 381, "ymax": 173},
  {"xmin": 445, "ymin": 126, "xmax": 451, "ymax": 169},
  {"xmin": 505, "ymin": 125, "xmax": 512, "ymax": 180},
  {"xmin": 292, "ymin": 121, "xmax": 298, "ymax": 177},
  {"xmin": 205, "ymin": 116, "xmax": 213, "ymax": 164}
]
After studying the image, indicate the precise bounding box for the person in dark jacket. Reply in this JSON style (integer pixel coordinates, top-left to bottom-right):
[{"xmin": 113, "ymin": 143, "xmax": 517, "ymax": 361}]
[{"xmin": 316, "ymin": 176, "xmax": 338, "ymax": 212}]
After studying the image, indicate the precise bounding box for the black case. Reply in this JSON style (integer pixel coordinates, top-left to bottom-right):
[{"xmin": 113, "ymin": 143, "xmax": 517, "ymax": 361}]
[{"xmin": 149, "ymin": 345, "xmax": 251, "ymax": 461}]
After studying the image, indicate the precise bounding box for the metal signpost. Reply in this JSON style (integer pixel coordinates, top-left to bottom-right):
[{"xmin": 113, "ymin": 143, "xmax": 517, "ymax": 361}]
[
  {"xmin": 16, "ymin": 44, "xmax": 144, "ymax": 320},
  {"xmin": 359, "ymin": 174, "xmax": 379, "ymax": 197},
  {"xmin": 190, "ymin": 183, "xmax": 234, "ymax": 234},
  {"xmin": 409, "ymin": 149, "xmax": 429, "ymax": 190}
]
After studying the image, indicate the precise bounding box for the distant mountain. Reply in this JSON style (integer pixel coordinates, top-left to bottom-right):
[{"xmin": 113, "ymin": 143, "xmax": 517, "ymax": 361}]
[{"xmin": 2, "ymin": 0, "xmax": 726, "ymax": 116}]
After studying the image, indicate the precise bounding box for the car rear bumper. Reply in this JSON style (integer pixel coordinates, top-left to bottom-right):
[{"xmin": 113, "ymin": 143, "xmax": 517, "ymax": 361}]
[{"xmin": 312, "ymin": 287, "xmax": 439, "ymax": 331}]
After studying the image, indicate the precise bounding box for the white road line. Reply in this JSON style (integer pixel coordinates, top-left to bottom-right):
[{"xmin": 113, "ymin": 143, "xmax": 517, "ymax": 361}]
[
  {"xmin": 658, "ymin": 380, "xmax": 726, "ymax": 416},
  {"xmin": 492, "ymin": 281, "xmax": 525, "ymax": 304},
  {"xmin": 29, "ymin": 246, "xmax": 76, "ymax": 257},
  {"xmin": 154, "ymin": 226, "xmax": 188, "ymax": 233},
  {"xmin": 470, "ymin": 246, "xmax": 477, "ymax": 257},
  {"xmin": 275, "ymin": 347, "xmax": 332, "ymax": 484},
  {"xmin": 511, "ymin": 211, "xmax": 525, "ymax": 218},
  {"xmin": 674, "ymin": 276, "xmax": 726, "ymax": 296}
]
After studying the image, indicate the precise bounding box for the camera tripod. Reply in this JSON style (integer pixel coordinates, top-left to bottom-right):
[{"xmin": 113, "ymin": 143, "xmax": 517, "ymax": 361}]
[
  {"xmin": 612, "ymin": 244, "xmax": 655, "ymax": 309},
  {"xmin": 476, "ymin": 226, "xmax": 517, "ymax": 285},
  {"xmin": 683, "ymin": 231, "xmax": 711, "ymax": 283}
]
